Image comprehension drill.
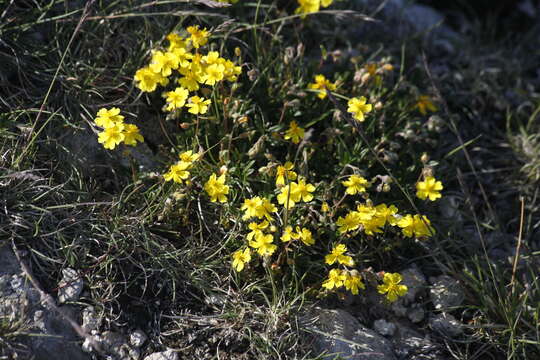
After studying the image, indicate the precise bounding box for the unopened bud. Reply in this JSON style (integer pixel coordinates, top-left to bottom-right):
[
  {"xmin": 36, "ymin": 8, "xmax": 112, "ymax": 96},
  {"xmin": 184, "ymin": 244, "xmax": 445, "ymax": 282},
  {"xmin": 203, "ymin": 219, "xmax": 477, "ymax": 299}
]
[
  {"xmin": 420, "ymin": 153, "xmax": 430, "ymax": 163},
  {"xmin": 180, "ymin": 122, "xmax": 190, "ymax": 129},
  {"xmin": 219, "ymin": 165, "xmax": 228, "ymax": 175},
  {"xmin": 234, "ymin": 47, "xmax": 242, "ymax": 57}
]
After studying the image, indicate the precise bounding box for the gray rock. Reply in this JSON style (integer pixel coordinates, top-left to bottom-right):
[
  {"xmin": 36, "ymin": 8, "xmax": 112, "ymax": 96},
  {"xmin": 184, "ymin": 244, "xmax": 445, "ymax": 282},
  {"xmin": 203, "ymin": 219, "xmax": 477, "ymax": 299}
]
[
  {"xmin": 0, "ymin": 246, "xmax": 90, "ymax": 360},
  {"xmin": 373, "ymin": 319, "xmax": 396, "ymax": 337},
  {"xmin": 429, "ymin": 313, "xmax": 463, "ymax": 337},
  {"xmin": 58, "ymin": 268, "xmax": 84, "ymax": 303},
  {"xmin": 392, "ymin": 323, "xmax": 446, "ymax": 359},
  {"xmin": 400, "ymin": 266, "xmax": 427, "ymax": 303},
  {"xmin": 130, "ymin": 329, "xmax": 148, "ymax": 348},
  {"xmin": 81, "ymin": 306, "xmax": 101, "ymax": 332},
  {"xmin": 391, "ymin": 301, "xmax": 407, "ymax": 318},
  {"xmin": 429, "ymin": 275, "xmax": 465, "ymax": 310},
  {"xmin": 143, "ymin": 349, "xmax": 178, "ymax": 360},
  {"xmin": 302, "ymin": 308, "xmax": 396, "ymax": 360},
  {"xmin": 407, "ymin": 305, "xmax": 425, "ymax": 323}
]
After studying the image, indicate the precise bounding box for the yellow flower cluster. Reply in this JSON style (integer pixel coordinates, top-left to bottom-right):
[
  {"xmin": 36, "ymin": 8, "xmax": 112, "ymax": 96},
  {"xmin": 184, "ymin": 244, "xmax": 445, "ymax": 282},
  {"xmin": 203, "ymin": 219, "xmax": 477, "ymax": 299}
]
[
  {"xmin": 94, "ymin": 108, "xmax": 144, "ymax": 150},
  {"xmin": 232, "ymin": 164, "xmax": 318, "ymax": 272},
  {"xmin": 232, "ymin": 197, "xmax": 279, "ymax": 270},
  {"xmin": 134, "ymin": 26, "xmax": 242, "ymax": 116},
  {"xmin": 322, "ymin": 269, "xmax": 365, "ymax": 295},
  {"xmin": 295, "ymin": 0, "xmax": 333, "ymax": 16},
  {"xmin": 308, "ymin": 74, "xmax": 337, "ymax": 99},
  {"xmin": 164, "ymin": 150, "xmax": 200, "ymax": 184},
  {"xmin": 336, "ymin": 203, "xmax": 398, "ymax": 235}
]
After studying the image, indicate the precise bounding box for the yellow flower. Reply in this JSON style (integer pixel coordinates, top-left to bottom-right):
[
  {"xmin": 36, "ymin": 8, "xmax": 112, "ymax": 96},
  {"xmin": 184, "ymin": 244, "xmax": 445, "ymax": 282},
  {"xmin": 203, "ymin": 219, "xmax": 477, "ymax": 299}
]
[
  {"xmin": 397, "ymin": 214, "xmax": 434, "ymax": 238},
  {"xmin": 292, "ymin": 178, "xmax": 315, "ymax": 202},
  {"xmin": 308, "ymin": 74, "xmax": 337, "ymax": 99},
  {"xmin": 280, "ymin": 226, "xmax": 298, "ymax": 242},
  {"xmin": 412, "ymin": 214, "xmax": 435, "ymax": 238},
  {"xmin": 122, "ymin": 124, "xmax": 144, "ymax": 146},
  {"xmin": 187, "ymin": 25, "xmax": 209, "ymax": 49},
  {"xmin": 342, "ymin": 175, "xmax": 370, "ymax": 195},
  {"xmin": 134, "ymin": 67, "xmax": 162, "ymax": 92},
  {"xmin": 277, "ymin": 184, "xmax": 301, "ymax": 209},
  {"xmin": 377, "ymin": 272, "xmax": 408, "ymax": 302},
  {"xmin": 150, "ymin": 50, "xmax": 179, "ymax": 77},
  {"xmin": 232, "ymin": 248, "xmax": 251, "ymax": 272},
  {"xmin": 241, "ymin": 197, "xmax": 276, "ymax": 220},
  {"xmin": 179, "ymin": 150, "xmax": 200, "ymax": 163},
  {"xmin": 165, "ymin": 87, "xmax": 189, "ymax": 111},
  {"xmin": 164, "ymin": 161, "xmax": 191, "ymax": 184},
  {"xmin": 336, "ymin": 212, "xmax": 361, "ymax": 233},
  {"xmin": 295, "ymin": 0, "xmax": 319, "ymax": 15},
  {"xmin": 416, "ymin": 176, "xmax": 443, "ymax": 201},
  {"xmin": 344, "ymin": 270, "xmax": 365, "ymax": 295},
  {"xmin": 203, "ymin": 63, "xmax": 225, "ymax": 86},
  {"xmin": 95, "ymin": 107, "xmax": 124, "ymax": 128},
  {"xmin": 241, "ymin": 197, "xmax": 264, "ymax": 219},
  {"xmin": 415, "ymin": 95, "xmax": 438, "ymax": 115},
  {"xmin": 260, "ymin": 198, "xmax": 278, "ymax": 220},
  {"xmin": 247, "ymin": 220, "xmax": 269, "ymax": 241},
  {"xmin": 186, "ymin": 96, "xmax": 211, "ymax": 115},
  {"xmin": 166, "ymin": 33, "xmax": 187, "ymax": 51},
  {"xmin": 275, "ymin": 162, "xmax": 297, "ymax": 186},
  {"xmin": 325, "ymin": 244, "xmax": 354, "ymax": 266},
  {"xmin": 284, "ymin": 121, "xmax": 305, "ymax": 144},
  {"xmin": 321, "ymin": 201, "xmax": 330, "ymax": 213},
  {"xmin": 295, "ymin": 226, "xmax": 315, "ymax": 246},
  {"xmin": 374, "ymin": 204, "xmax": 399, "ymax": 226},
  {"xmin": 347, "ymin": 96, "xmax": 373, "ymax": 122},
  {"xmin": 171, "ymin": 47, "xmax": 192, "ymax": 68},
  {"xmin": 204, "ymin": 173, "xmax": 229, "ymax": 202},
  {"xmin": 322, "ymin": 269, "xmax": 346, "ymax": 290},
  {"xmin": 97, "ymin": 122, "xmax": 125, "ymax": 150},
  {"xmin": 249, "ymin": 233, "xmax": 277, "ymax": 256}
]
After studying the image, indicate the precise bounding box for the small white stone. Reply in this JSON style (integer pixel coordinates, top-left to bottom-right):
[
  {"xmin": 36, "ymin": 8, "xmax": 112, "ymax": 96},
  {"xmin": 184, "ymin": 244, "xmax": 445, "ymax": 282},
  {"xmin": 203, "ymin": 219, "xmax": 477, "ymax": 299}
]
[
  {"xmin": 143, "ymin": 349, "xmax": 178, "ymax": 360},
  {"xmin": 58, "ymin": 268, "xmax": 83, "ymax": 303},
  {"xmin": 130, "ymin": 329, "xmax": 148, "ymax": 348}
]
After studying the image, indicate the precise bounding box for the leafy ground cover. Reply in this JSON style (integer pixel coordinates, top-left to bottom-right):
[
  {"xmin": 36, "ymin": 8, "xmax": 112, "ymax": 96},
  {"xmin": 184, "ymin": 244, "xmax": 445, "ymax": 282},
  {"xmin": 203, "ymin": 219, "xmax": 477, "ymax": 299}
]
[{"xmin": 1, "ymin": 0, "xmax": 539, "ymax": 359}]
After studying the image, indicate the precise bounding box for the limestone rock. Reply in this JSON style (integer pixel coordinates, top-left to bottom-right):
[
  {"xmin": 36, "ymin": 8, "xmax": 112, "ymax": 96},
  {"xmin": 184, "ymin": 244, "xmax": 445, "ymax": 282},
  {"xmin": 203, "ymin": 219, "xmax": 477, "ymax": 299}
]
[
  {"xmin": 58, "ymin": 268, "xmax": 83, "ymax": 303},
  {"xmin": 143, "ymin": 349, "xmax": 178, "ymax": 360},
  {"xmin": 302, "ymin": 308, "xmax": 396, "ymax": 360},
  {"xmin": 429, "ymin": 275, "xmax": 465, "ymax": 310}
]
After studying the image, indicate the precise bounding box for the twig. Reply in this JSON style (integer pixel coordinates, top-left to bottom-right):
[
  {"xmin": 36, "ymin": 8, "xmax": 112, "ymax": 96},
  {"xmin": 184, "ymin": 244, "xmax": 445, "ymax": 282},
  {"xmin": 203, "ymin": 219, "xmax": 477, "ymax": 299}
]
[{"xmin": 510, "ymin": 197, "xmax": 525, "ymax": 294}]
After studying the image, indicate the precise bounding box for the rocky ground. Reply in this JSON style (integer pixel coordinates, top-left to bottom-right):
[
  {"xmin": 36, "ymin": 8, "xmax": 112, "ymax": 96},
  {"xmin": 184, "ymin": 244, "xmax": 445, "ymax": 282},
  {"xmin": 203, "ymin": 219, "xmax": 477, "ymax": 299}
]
[{"xmin": 2, "ymin": 0, "xmax": 539, "ymax": 359}]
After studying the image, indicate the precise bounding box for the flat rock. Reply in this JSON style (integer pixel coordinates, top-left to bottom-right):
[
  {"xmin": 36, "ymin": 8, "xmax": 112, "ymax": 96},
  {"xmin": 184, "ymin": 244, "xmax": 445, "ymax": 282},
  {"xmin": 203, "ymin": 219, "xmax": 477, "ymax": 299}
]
[
  {"xmin": 429, "ymin": 313, "xmax": 463, "ymax": 338},
  {"xmin": 429, "ymin": 275, "xmax": 465, "ymax": 310},
  {"xmin": 302, "ymin": 307, "xmax": 396, "ymax": 360}
]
